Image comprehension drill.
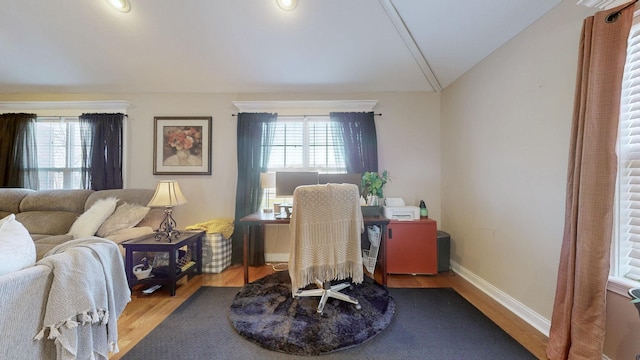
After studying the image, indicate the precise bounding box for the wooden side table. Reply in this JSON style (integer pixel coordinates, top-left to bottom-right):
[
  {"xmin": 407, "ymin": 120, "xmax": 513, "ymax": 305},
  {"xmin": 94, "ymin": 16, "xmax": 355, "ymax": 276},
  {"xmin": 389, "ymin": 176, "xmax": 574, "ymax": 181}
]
[{"xmin": 122, "ymin": 230, "xmax": 204, "ymax": 296}]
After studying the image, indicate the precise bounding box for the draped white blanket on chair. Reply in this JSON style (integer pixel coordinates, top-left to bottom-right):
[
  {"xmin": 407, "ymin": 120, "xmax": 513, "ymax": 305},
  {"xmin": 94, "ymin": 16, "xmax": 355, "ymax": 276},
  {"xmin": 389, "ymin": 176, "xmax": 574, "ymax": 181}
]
[{"xmin": 288, "ymin": 183, "xmax": 364, "ymax": 296}]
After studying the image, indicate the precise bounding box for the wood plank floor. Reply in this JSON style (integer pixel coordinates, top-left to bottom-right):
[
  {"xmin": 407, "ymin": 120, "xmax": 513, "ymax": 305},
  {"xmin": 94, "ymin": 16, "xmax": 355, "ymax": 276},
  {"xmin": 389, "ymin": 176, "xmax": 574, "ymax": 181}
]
[{"xmin": 109, "ymin": 264, "xmax": 548, "ymax": 359}]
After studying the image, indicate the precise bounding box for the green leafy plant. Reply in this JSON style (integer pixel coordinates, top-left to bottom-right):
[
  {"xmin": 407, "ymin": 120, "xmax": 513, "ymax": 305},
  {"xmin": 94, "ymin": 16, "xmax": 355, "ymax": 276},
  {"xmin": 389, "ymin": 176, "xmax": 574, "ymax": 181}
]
[{"xmin": 361, "ymin": 170, "xmax": 390, "ymax": 198}]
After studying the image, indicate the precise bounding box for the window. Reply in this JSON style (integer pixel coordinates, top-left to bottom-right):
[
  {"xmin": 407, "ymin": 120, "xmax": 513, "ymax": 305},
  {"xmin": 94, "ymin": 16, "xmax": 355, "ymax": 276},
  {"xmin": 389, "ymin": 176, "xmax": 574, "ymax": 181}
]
[
  {"xmin": 266, "ymin": 116, "xmax": 346, "ymax": 173},
  {"xmin": 0, "ymin": 100, "xmax": 129, "ymax": 190},
  {"xmin": 614, "ymin": 21, "xmax": 640, "ymax": 286},
  {"xmin": 263, "ymin": 116, "xmax": 346, "ymax": 205},
  {"xmin": 33, "ymin": 117, "xmax": 84, "ymax": 190}
]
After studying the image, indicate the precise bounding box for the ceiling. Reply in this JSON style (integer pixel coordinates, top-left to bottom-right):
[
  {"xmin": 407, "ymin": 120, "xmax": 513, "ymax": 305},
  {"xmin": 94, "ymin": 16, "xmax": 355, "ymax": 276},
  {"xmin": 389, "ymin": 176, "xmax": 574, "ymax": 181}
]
[{"xmin": 0, "ymin": 0, "xmax": 565, "ymax": 94}]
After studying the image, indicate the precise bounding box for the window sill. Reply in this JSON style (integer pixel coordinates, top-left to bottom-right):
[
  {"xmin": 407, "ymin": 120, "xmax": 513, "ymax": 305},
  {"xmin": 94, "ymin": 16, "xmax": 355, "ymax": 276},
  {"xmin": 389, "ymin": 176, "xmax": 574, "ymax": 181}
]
[{"xmin": 607, "ymin": 276, "xmax": 638, "ymax": 297}]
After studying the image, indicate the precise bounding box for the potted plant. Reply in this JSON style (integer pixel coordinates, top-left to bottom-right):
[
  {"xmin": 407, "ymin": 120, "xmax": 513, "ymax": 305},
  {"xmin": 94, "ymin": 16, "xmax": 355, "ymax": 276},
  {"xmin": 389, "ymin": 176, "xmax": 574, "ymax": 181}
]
[{"xmin": 361, "ymin": 170, "xmax": 389, "ymax": 216}]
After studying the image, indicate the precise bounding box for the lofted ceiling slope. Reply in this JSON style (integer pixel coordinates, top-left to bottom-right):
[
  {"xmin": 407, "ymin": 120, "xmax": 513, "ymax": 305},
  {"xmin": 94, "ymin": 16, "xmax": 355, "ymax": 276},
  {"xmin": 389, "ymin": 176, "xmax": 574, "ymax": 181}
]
[{"xmin": 0, "ymin": 0, "xmax": 563, "ymax": 94}]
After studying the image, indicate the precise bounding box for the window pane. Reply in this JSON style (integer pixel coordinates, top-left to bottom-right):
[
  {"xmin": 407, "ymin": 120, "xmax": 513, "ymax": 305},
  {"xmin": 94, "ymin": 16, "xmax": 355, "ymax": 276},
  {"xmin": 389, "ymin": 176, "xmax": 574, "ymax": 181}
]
[
  {"xmin": 268, "ymin": 120, "xmax": 304, "ymax": 169},
  {"xmin": 34, "ymin": 118, "xmax": 83, "ymax": 189},
  {"xmin": 264, "ymin": 115, "xmax": 348, "ymax": 207},
  {"xmin": 309, "ymin": 120, "xmax": 344, "ymax": 172}
]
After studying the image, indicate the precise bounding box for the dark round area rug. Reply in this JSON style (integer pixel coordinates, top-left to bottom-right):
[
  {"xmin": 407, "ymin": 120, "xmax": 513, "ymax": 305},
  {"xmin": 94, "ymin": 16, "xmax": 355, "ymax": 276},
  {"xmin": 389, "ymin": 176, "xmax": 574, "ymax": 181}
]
[{"xmin": 228, "ymin": 271, "xmax": 395, "ymax": 356}]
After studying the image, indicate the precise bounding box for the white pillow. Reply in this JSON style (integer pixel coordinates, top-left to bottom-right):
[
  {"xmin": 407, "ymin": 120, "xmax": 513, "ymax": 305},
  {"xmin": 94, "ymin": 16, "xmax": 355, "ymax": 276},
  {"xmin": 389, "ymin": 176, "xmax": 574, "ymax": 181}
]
[
  {"xmin": 0, "ymin": 214, "xmax": 36, "ymax": 276},
  {"xmin": 67, "ymin": 197, "xmax": 118, "ymax": 239},
  {"xmin": 96, "ymin": 203, "xmax": 150, "ymax": 238}
]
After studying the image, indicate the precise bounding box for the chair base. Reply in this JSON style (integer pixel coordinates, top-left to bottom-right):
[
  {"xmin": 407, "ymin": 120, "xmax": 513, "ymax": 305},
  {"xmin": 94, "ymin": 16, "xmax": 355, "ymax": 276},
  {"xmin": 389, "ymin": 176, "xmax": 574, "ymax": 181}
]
[{"xmin": 294, "ymin": 279, "xmax": 361, "ymax": 314}]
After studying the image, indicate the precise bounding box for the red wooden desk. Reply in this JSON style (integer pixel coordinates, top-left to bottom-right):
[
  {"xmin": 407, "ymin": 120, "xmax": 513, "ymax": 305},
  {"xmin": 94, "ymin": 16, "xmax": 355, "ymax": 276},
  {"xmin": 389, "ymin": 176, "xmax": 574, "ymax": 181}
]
[{"xmin": 238, "ymin": 211, "xmax": 390, "ymax": 285}]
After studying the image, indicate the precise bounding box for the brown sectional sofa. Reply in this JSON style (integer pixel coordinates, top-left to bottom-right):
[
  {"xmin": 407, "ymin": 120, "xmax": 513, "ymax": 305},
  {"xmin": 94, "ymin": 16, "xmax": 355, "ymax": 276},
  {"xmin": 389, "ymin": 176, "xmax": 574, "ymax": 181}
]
[
  {"xmin": 0, "ymin": 188, "xmax": 163, "ymax": 259},
  {"xmin": 0, "ymin": 188, "xmax": 163, "ymax": 359}
]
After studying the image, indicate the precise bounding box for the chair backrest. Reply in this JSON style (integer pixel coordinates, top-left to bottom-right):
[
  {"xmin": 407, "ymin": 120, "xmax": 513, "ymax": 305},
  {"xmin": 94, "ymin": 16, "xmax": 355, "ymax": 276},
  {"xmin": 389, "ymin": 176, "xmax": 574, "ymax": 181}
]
[{"xmin": 288, "ymin": 183, "xmax": 364, "ymax": 295}]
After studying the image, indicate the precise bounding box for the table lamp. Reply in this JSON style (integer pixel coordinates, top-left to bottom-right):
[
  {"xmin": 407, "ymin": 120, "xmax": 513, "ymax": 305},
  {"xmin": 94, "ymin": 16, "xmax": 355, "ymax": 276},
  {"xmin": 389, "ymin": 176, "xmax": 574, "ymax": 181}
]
[
  {"xmin": 260, "ymin": 172, "xmax": 276, "ymax": 213},
  {"xmin": 148, "ymin": 180, "xmax": 188, "ymax": 241}
]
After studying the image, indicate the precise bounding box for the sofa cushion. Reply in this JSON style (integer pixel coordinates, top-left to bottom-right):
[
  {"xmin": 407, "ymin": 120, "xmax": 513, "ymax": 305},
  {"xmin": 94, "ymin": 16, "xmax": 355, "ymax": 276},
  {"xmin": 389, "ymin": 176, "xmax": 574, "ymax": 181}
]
[
  {"xmin": 85, "ymin": 189, "xmax": 154, "ymax": 211},
  {"xmin": 16, "ymin": 211, "xmax": 81, "ymax": 236},
  {"xmin": 33, "ymin": 235, "xmax": 74, "ymax": 261},
  {"xmin": 137, "ymin": 208, "xmax": 164, "ymax": 230},
  {"xmin": 0, "ymin": 214, "xmax": 36, "ymax": 275},
  {"xmin": 20, "ymin": 189, "xmax": 94, "ymax": 213},
  {"xmin": 96, "ymin": 203, "xmax": 150, "ymax": 237},
  {"xmin": 0, "ymin": 188, "xmax": 34, "ymax": 218},
  {"xmin": 106, "ymin": 226, "xmax": 154, "ymax": 244},
  {"xmin": 68, "ymin": 197, "xmax": 117, "ymax": 239},
  {"xmin": 16, "ymin": 189, "xmax": 94, "ymax": 236}
]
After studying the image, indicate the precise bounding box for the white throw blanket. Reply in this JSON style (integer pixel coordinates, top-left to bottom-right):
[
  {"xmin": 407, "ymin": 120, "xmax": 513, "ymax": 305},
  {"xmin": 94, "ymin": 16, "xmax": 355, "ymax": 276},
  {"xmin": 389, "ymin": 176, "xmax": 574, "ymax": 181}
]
[
  {"xmin": 34, "ymin": 237, "xmax": 131, "ymax": 360},
  {"xmin": 289, "ymin": 184, "xmax": 364, "ymax": 296}
]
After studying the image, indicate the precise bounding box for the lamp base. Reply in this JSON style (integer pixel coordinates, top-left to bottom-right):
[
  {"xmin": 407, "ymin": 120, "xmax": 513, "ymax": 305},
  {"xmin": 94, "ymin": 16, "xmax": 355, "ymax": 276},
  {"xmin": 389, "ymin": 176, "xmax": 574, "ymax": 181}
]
[{"xmin": 155, "ymin": 207, "xmax": 181, "ymax": 242}]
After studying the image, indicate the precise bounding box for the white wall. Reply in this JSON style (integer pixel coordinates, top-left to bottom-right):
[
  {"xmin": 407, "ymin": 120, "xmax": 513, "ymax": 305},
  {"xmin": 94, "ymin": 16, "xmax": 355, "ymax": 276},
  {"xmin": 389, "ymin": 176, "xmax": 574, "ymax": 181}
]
[
  {"xmin": 442, "ymin": 0, "xmax": 591, "ymax": 321},
  {"xmin": 442, "ymin": 1, "xmax": 640, "ymax": 358},
  {"xmin": 0, "ymin": 91, "xmax": 441, "ymax": 260}
]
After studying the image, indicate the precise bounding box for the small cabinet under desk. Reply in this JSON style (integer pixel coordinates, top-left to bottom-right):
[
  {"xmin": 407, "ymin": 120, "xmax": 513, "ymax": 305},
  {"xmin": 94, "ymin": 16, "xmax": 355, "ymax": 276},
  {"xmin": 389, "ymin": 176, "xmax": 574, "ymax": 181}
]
[{"xmin": 386, "ymin": 218, "xmax": 438, "ymax": 275}]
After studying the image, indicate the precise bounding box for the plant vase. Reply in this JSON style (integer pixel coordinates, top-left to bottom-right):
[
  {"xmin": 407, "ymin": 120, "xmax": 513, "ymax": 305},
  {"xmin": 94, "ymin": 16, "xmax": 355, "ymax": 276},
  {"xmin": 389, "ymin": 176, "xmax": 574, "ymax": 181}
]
[
  {"xmin": 361, "ymin": 205, "xmax": 381, "ymax": 217},
  {"xmin": 176, "ymin": 148, "xmax": 191, "ymax": 165}
]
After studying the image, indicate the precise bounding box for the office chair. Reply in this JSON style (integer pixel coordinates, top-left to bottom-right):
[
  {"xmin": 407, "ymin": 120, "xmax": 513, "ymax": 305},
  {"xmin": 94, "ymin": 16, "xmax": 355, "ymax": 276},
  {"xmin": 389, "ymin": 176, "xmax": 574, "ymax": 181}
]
[{"xmin": 288, "ymin": 183, "xmax": 364, "ymax": 314}]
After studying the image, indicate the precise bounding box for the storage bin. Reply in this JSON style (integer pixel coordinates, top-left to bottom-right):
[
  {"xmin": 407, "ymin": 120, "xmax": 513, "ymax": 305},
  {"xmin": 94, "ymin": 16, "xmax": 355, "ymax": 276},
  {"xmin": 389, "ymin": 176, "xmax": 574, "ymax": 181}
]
[{"xmin": 202, "ymin": 233, "xmax": 232, "ymax": 273}]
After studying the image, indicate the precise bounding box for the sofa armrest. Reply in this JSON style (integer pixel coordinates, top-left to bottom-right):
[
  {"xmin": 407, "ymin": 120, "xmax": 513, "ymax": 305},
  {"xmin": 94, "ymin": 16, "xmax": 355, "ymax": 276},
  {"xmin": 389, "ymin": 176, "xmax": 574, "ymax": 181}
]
[{"xmin": 0, "ymin": 265, "xmax": 55, "ymax": 359}]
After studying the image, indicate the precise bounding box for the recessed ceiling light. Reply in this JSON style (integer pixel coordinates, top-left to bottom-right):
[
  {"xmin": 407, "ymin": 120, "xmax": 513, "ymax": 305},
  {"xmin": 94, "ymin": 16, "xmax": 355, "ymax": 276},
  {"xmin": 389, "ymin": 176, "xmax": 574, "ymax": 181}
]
[
  {"xmin": 106, "ymin": 0, "xmax": 131, "ymax": 13},
  {"xmin": 276, "ymin": 0, "xmax": 297, "ymax": 11}
]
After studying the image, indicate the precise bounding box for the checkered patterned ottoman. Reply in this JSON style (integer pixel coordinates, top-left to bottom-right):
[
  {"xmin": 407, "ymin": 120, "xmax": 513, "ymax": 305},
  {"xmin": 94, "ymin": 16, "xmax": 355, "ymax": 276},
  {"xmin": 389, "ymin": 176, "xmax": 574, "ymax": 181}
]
[{"xmin": 202, "ymin": 233, "xmax": 232, "ymax": 273}]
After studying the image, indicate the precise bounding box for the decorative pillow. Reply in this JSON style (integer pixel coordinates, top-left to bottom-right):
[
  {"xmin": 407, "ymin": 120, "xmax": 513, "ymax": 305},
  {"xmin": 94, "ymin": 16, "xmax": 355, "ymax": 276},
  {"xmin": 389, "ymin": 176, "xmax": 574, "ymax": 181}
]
[
  {"xmin": 67, "ymin": 197, "xmax": 117, "ymax": 239},
  {"xmin": 0, "ymin": 214, "xmax": 36, "ymax": 276},
  {"xmin": 96, "ymin": 203, "xmax": 150, "ymax": 238}
]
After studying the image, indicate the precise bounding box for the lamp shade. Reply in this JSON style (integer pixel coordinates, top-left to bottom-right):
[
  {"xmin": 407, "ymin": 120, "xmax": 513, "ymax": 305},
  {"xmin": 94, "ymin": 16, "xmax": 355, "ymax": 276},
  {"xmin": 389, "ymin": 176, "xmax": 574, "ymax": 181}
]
[
  {"xmin": 260, "ymin": 172, "xmax": 276, "ymax": 189},
  {"xmin": 148, "ymin": 180, "xmax": 188, "ymax": 207}
]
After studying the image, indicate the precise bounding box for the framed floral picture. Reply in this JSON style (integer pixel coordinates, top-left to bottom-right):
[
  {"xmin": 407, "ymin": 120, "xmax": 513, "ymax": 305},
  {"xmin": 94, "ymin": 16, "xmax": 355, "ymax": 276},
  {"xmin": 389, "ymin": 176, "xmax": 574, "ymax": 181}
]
[{"xmin": 153, "ymin": 116, "xmax": 212, "ymax": 175}]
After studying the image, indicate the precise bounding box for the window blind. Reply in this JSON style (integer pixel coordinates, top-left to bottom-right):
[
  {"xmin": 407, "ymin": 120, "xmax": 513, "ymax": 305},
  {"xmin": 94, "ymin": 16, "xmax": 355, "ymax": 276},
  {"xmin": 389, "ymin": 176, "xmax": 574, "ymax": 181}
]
[
  {"xmin": 33, "ymin": 117, "xmax": 83, "ymax": 189},
  {"xmin": 267, "ymin": 116, "xmax": 345, "ymax": 172},
  {"xmin": 617, "ymin": 22, "xmax": 640, "ymax": 282}
]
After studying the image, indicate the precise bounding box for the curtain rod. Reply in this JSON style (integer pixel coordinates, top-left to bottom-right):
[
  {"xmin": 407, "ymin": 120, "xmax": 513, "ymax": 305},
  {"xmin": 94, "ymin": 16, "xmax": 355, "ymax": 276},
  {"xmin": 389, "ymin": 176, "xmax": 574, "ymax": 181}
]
[{"xmin": 232, "ymin": 113, "xmax": 382, "ymax": 117}]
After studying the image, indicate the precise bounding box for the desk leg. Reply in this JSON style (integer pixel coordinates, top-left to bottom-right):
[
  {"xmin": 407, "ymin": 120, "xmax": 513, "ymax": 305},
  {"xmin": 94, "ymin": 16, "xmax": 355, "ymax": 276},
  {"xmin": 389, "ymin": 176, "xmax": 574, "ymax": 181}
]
[{"xmin": 243, "ymin": 225, "xmax": 249, "ymax": 284}]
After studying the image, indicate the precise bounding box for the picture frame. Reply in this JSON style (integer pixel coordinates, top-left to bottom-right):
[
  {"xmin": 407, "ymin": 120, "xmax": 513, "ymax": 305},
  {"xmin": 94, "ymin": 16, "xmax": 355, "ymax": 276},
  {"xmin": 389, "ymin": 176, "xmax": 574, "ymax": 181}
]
[{"xmin": 153, "ymin": 116, "xmax": 212, "ymax": 175}]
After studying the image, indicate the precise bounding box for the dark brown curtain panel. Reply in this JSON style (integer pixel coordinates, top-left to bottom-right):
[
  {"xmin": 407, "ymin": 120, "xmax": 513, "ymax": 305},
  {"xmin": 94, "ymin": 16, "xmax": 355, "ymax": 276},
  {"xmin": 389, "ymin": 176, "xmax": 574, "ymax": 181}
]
[
  {"xmin": 231, "ymin": 112, "xmax": 277, "ymax": 266},
  {"xmin": 79, "ymin": 113, "xmax": 125, "ymax": 190},
  {"xmin": 0, "ymin": 113, "xmax": 38, "ymax": 188},
  {"xmin": 330, "ymin": 112, "xmax": 379, "ymax": 173},
  {"xmin": 547, "ymin": 3, "xmax": 634, "ymax": 359}
]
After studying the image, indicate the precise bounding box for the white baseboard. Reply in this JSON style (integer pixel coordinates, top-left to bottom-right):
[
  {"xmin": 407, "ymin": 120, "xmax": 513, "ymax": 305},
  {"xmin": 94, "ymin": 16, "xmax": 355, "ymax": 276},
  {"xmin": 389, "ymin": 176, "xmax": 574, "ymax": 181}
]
[
  {"xmin": 450, "ymin": 260, "xmax": 551, "ymax": 337},
  {"xmin": 265, "ymin": 253, "xmax": 289, "ymax": 263}
]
